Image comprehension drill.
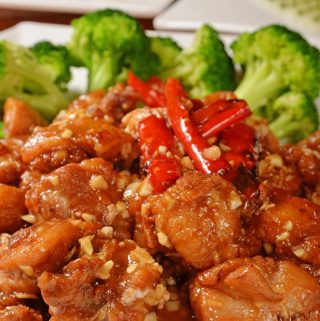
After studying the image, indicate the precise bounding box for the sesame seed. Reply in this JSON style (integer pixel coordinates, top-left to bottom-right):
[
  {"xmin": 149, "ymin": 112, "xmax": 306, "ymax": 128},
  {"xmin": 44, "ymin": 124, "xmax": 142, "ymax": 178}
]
[
  {"xmin": 263, "ymin": 243, "xmax": 273, "ymax": 254},
  {"xmin": 292, "ymin": 246, "xmax": 307, "ymax": 259},
  {"xmin": 138, "ymin": 179, "xmax": 153, "ymax": 197},
  {"xmin": 202, "ymin": 145, "xmax": 221, "ymax": 161},
  {"xmin": 276, "ymin": 231, "xmax": 290, "ymax": 241},
  {"xmin": 96, "ymin": 260, "xmax": 114, "ymax": 280},
  {"xmin": 90, "ymin": 175, "xmax": 108, "ymax": 190},
  {"xmin": 61, "ymin": 128, "xmax": 73, "ymax": 139},
  {"xmin": 157, "ymin": 232, "xmax": 172, "ymax": 248},
  {"xmin": 19, "ymin": 265, "xmax": 34, "ymax": 277},
  {"xmin": 81, "ymin": 213, "xmax": 95, "ymax": 222},
  {"xmin": 229, "ymin": 191, "xmax": 242, "ymax": 210},
  {"xmin": 79, "ymin": 235, "xmax": 94, "ymax": 256},
  {"xmin": 126, "ymin": 263, "xmax": 138, "ymax": 274},
  {"xmin": 284, "ymin": 220, "xmax": 293, "ymax": 232},
  {"xmin": 181, "ymin": 156, "xmax": 195, "ymax": 170},
  {"xmin": 158, "ymin": 145, "xmax": 167, "ymax": 154},
  {"xmin": 21, "ymin": 214, "xmax": 37, "ymax": 224},
  {"xmin": 100, "ymin": 226, "xmax": 113, "ymax": 238}
]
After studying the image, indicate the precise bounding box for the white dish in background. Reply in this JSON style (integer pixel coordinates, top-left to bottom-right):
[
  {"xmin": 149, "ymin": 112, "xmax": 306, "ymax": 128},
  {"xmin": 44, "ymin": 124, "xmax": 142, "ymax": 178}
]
[
  {"xmin": 154, "ymin": 0, "xmax": 320, "ymax": 48},
  {"xmin": 0, "ymin": 22, "xmax": 235, "ymax": 93},
  {"xmin": 0, "ymin": 0, "xmax": 174, "ymax": 18}
]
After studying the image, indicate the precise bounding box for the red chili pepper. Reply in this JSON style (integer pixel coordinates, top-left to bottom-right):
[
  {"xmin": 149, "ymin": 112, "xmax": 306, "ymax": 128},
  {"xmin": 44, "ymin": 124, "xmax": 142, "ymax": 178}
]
[
  {"xmin": 199, "ymin": 100, "xmax": 252, "ymax": 139},
  {"xmin": 165, "ymin": 78, "xmax": 229, "ymax": 175},
  {"xmin": 148, "ymin": 155, "xmax": 182, "ymax": 193},
  {"xmin": 138, "ymin": 115, "xmax": 182, "ymax": 193},
  {"xmin": 220, "ymin": 123, "xmax": 255, "ymax": 153},
  {"xmin": 128, "ymin": 72, "xmax": 166, "ymax": 107},
  {"xmin": 191, "ymin": 99, "xmax": 232, "ymax": 125}
]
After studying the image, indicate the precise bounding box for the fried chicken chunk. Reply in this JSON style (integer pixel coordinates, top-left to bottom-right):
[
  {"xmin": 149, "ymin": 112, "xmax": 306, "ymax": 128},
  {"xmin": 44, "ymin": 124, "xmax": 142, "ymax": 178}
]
[
  {"xmin": 21, "ymin": 116, "xmax": 133, "ymax": 172},
  {"xmin": 149, "ymin": 171, "xmax": 249, "ymax": 270},
  {"xmin": 26, "ymin": 158, "xmax": 120, "ymax": 222},
  {"xmin": 0, "ymin": 137, "xmax": 26, "ymax": 185},
  {"xmin": 39, "ymin": 239, "xmax": 169, "ymax": 321},
  {"xmin": 0, "ymin": 305, "xmax": 43, "ymax": 321},
  {"xmin": 247, "ymin": 195, "xmax": 320, "ymax": 268},
  {"xmin": 283, "ymin": 131, "xmax": 320, "ymax": 205},
  {"xmin": 0, "ymin": 219, "xmax": 97, "ymax": 306},
  {"xmin": 62, "ymin": 84, "xmax": 140, "ymax": 123},
  {"xmin": 190, "ymin": 256, "xmax": 320, "ymax": 321},
  {"xmin": 0, "ymin": 184, "xmax": 27, "ymax": 233},
  {"xmin": 3, "ymin": 97, "xmax": 47, "ymax": 138}
]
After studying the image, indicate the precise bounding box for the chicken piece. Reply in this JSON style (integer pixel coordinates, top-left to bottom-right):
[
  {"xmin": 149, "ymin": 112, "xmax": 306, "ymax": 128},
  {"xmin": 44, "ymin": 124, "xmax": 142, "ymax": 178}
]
[
  {"xmin": 190, "ymin": 256, "xmax": 320, "ymax": 321},
  {"xmin": 284, "ymin": 130, "xmax": 320, "ymax": 186},
  {"xmin": 258, "ymin": 154, "xmax": 301, "ymax": 196},
  {"xmin": 149, "ymin": 171, "xmax": 250, "ymax": 270},
  {"xmin": 0, "ymin": 218, "xmax": 97, "ymax": 306},
  {"xmin": 39, "ymin": 239, "xmax": 169, "ymax": 321},
  {"xmin": 21, "ymin": 116, "xmax": 133, "ymax": 172},
  {"xmin": 26, "ymin": 158, "xmax": 117, "ymax": 219},
  {"xmin": 245, "ymin": 116, "xmax": 280, "ymax": 156},
  {"xmin": 0, "ymin": 184, "xmax": 27, "ymax": 233},
  {"xmin": 247, "ymin": 195, "xmax": 320, "ymax": 268},
  {"xmin": 0, "ymin": 305, "xmax": 43, "ymax": 321},
  {"xmin": 61, "ymin": 84, "xmax": 140, "ymax": 123},
  {"xmin": 19, "ymin": 170, "xmax": 42, "ymax": 192},
  {"xmin": 0, "ymin": 137, "xmax": 26, "ymax": 185},
  {"xmin": 3, "ymin": 97, "xmax": 47, "ymax": 138}
]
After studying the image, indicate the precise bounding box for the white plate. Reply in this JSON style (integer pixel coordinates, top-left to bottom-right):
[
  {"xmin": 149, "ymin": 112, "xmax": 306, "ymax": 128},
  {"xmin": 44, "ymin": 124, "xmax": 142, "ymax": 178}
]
[
  {"xmin": 0, "ymin": 21, "xmax": 236, "ymax": 94},
  {"xmin": 154, "ymin": 0, "xmax": 320, "ymax": 48},
  {"xmin": 0, "ymin": 0, "xmax": 174, "ymax": 18}
]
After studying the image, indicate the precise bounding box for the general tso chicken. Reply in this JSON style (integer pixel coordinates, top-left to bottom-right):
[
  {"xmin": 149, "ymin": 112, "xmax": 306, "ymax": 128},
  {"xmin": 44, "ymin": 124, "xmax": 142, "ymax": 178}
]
[{"xmin": 1, "ymin": 76, "xmax": 320, "ymax": 321}]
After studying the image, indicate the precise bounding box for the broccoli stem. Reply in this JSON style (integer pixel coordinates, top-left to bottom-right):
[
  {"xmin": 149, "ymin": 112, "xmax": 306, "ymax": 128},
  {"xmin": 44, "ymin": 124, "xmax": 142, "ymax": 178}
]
[
  {"xmin": 6, "ymin": 49, "xmax": 68, "ymax": 119},
  {"xmin": 235, "ymin": 61, "xmax": 285, "ymax": 111},
  {"xmin": 88, "ymin": 52, "xmax": 119, "ymax": 91},
  {"xmin": 269, "ymin": 113, "xmax": 300, "ymax": 141}
]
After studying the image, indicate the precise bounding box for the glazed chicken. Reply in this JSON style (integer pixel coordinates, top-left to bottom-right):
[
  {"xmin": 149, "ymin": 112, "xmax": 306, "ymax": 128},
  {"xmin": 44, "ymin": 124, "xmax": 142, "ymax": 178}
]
[
  {"xmin": 190, "ymin": 256, "xmax": 320, "ymax": 321},
  {"xmin": 149, "ymin": 171, "xmax": 251, "ymax": 270},
  {"xmin": 247, "ymin": 195, "xmax": 320, "ymax": 267},
  {"xmin": 1, "ymin": 80, "xmax": 320, "ymax": 321},
  {"xmin": 0, "ymin": 305, "xmax": 43, "ymax": 321},
  {"xmin": 0, "ymin": 219, "xmax": 97, "ymax": 306},
  {"xmin": 39, "ymin": 238, "xmax": 168, "ymax": 321},
  {"xmin": 0, "ymin": 184, "xmax": 27, "ymax": 233},
  {"xmin": 21, "ymin": 116, "xmax": 134, "ymax": 172},
  {"xmin": 0, "ymin": 137, "xmax": 26, "ymax": 185}
]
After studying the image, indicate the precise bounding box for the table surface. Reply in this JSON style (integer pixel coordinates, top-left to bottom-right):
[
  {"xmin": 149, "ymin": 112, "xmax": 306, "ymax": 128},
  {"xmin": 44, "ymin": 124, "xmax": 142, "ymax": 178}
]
[{"xmin": 0, "ymin": 8, "xmax": 154, "ymax": 31}]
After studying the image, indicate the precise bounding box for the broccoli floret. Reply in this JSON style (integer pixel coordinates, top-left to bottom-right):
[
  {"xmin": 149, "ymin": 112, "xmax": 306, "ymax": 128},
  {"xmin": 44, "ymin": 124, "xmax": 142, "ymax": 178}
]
[
  {"xmin": 0, "ymin": 122, "xmax": 3, "ymax": 138},
  {"xmin": 150, "ymin": 36, "xmax": 181, "ymax": 79},
  {"xmin": 68, "ymin": 9, "xmax": 159, "ymax": 91},
  {"xmin": 231, "ymin": 24, "xmax": 320, "ymax": 110},
  {"xmin": 266, "ymin": 92, "xmax": 319, "ymax": 143},
  {"xmin": 0, "ymin": 41, "xmax": 69, "ymax": 120},
  {"xmin": 30, "ymin": 41, "xmax": 72, "ymax": 90},
  {"xmin": 167, "ymin": 24, "xmax": 235, "ymax": 98}
]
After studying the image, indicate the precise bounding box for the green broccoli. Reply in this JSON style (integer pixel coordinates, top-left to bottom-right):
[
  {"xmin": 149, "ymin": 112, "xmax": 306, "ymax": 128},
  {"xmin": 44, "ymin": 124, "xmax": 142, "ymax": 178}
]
[
  {"xmin": 30, "ymin": 41, "xmax": 72, "ymax": 90},
  {"xmin": 166, "ymin": 24, "xmax": 236, "ymax": 98},
  {"xmin": 150, "ymin": 36, "xmax": 181, "ymax": 79},
  {"xmin": 68, "ymin": 9, "xmax": 159, "ymax": 91},
  {"xmin": 266, "ymin": 92, "xmax": 319, "ymax": 143},
  {"xmin": 0, "ymin": 122, "xmax": 3, "ymax": 138},
  {"xmin": 231, "ymin": 24, "xmax": 320, "ymax": 110},
  {"xmin": 0, "ymin": 41, "xmax": 69, "ymax": 120}
]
